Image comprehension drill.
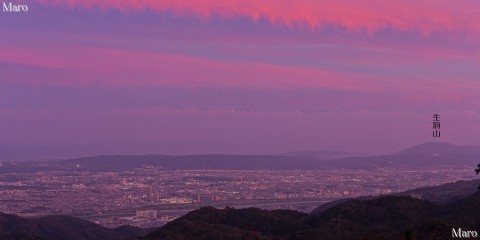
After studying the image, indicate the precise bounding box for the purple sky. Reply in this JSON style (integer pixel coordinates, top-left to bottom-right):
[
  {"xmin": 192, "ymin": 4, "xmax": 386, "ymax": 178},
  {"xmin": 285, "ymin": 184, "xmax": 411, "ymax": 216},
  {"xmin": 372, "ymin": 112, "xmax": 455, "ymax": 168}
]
[{"xmin": 1, "ymin": 1, "xmax": 480, "ymax": 156}]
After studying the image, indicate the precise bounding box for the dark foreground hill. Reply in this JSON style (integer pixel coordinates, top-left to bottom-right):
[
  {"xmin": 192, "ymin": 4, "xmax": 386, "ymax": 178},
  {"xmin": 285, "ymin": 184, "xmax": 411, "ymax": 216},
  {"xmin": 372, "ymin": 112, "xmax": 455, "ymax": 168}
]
[
  {"xmin": 0, "ymin": 213, "xmax": 149, "ymax": 240},
  {"xmin": 311, "ymin": 179, "xmax": 480, "ymax": 215},
  {"xmin": 2, "ymin": 193, "xmax": 476, "ymax": 240},
  {"xmin": 2, "ymin": 179, "xmax": 480, "ymax": 240},
  {"xmin": 138, "ymin": 207, "xmax": 311, "ymax": 240},
  {"xmin": 139, "ymin": 191, "xmax": 480, "ymax": 240}
]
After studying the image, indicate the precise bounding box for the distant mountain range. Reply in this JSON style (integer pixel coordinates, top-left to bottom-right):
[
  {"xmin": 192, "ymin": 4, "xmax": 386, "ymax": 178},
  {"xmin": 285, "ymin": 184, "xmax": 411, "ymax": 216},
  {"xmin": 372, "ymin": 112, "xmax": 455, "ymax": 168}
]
[
  {"xmin": 2, "ymin": 177, "xmax": 480, "ymax": 239},
  {"xmin": 319, "ymin": 142, "xmax": 480, "ymax": 169},
  {"xmin": 1, "ymin": 142, "xmax": 479, "ymax": 174},
  {"xmin": 53, "ymin": 142, "xmax": 480, "ymax": 171},
  {"xmin": 276, "ymin": 150, "xmax": 369, "ymax": 160},
  {"xmin": 396, "ymin": 142, "xmax": 480, "ymax": 155}
]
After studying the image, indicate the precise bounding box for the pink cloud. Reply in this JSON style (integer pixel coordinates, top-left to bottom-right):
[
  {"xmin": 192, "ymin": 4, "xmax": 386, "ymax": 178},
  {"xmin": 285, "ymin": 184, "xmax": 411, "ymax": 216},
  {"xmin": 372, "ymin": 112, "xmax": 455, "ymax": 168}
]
[
  {"xmin": 0, "ymin": 45, "xmax": 375, "ymax": 90},
  {"xmin": 37, "ymin": 0, "xmax": 480, "ymax": 34},
  {"xmin": 2, "ymin": 43, "xmax": 479, "ymax": 100}
]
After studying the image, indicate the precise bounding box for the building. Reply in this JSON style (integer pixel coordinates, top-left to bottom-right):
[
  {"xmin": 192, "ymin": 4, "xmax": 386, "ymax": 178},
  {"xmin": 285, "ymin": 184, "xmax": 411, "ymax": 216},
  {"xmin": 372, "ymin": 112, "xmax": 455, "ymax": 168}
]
[{"xmin": 136, "ymin": 210, "xmax": 157, "ymax": 218}]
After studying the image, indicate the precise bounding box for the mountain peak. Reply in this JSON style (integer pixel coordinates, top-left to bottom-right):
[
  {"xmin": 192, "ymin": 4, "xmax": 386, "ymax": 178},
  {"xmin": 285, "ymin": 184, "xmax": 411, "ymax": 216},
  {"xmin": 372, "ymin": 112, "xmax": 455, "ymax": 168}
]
[{"xmin": 396, "ymin": 142, "xmax": 480, "ymax": 155}]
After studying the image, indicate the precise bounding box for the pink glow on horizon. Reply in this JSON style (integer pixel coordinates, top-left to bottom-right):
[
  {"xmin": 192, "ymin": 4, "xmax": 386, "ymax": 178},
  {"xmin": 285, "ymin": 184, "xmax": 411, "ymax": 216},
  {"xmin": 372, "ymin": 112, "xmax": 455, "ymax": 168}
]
[
  {"xmin": 0, "ymin": 46, "xmax": 377, "ymax": 90},
  {"xmin": 1, "ymin": 44, "xmax": 478, "ymax": 99},
  {"xmin": 1, "ymin": 106, "xmax": 479, "ymax": 154}
]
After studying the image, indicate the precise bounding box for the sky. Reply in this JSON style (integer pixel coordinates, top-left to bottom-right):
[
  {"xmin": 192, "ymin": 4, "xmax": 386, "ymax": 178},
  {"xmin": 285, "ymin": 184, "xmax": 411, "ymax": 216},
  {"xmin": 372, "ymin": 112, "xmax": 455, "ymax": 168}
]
[{"xmin": 0, "ymin": 0, "xmax": 480, "ymax": 157}]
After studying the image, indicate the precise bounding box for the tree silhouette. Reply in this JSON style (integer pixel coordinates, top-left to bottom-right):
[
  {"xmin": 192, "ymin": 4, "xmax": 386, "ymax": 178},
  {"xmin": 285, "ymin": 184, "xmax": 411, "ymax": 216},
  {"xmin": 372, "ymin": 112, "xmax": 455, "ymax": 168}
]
[{"xmin": 475, "ymin": 164, "xmax": 480, "ymax": 190}]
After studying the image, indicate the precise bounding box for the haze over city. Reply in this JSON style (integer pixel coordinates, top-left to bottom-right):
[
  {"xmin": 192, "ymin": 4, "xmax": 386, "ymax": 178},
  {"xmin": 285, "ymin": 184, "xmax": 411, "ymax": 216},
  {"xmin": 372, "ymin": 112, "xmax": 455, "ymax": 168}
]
[{"xmin": 1, "ymin": 0, "xmax": 480, "ymax": 158}]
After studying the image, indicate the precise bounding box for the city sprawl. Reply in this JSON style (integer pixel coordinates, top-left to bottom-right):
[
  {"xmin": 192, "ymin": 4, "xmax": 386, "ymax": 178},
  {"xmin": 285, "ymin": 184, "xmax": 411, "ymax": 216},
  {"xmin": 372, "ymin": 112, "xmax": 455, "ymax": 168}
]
[{"xmin": 0, "ymin": 165, "xmax": 473, "ymax": 228}]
